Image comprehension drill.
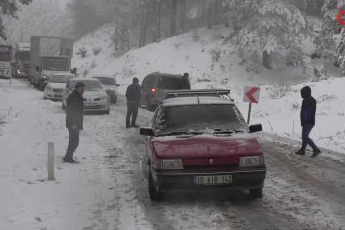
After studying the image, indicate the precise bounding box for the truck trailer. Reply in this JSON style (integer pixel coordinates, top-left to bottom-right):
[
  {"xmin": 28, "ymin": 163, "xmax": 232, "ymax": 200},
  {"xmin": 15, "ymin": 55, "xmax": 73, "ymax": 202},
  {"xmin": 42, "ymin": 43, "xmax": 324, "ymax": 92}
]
[
  {"xmin": 0, "ymin": 45, "xmax": 13, "ymax": 79},
  {"xmin": 30, "ymin": 36, "xmax": 74, "ymax": 90}
]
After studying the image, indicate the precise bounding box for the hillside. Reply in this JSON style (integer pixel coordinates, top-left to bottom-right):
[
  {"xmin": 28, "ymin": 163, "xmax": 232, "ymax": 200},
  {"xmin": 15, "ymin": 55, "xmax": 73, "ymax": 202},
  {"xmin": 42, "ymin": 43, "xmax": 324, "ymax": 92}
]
[{"xmin": 72, "ymin": 25, "xmax": 345, "ymax": 154}]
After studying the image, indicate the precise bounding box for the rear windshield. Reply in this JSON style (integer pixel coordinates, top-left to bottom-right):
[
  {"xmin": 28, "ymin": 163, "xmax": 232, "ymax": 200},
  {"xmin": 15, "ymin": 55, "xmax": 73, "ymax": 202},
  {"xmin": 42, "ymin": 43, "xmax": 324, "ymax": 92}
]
[
  {"xmin": 50, "ymin": 75, "xmax": 73, "ymax": 83},
  {"xmin": 93, "ymin": 77, "xmax": 115, "ymax": 85},
  {"xmin": 0, "ymin": 52, "xmax": 11, "ymax": 62},
  {"xmin": 157, "ymin": 76, "xmax": 183, "ymax": 90},
  {"xmin": 155, "ymin": 104, "xmax": 247, "ymax": 135},
  {"xmin": 70, "ymin": 80, "xmax": 102, "ymax": 91}
]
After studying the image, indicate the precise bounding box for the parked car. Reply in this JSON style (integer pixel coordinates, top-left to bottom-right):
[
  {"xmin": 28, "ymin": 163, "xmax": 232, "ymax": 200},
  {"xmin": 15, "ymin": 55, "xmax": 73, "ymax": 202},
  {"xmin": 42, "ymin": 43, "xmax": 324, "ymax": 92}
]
[
  {"xmin": 140, "ymin": 89, "xmax": 266, "ymax": 201},
  {"xmin": 44, "ymin": 73, "xmax": 75, "ymax": 100},
  {"xmin": 62, "ymin": 78, "xmax": 110, "ymax": 114},
  {"xmin": 92, "ymin": 76, "xmax": 119, "ymax": 104},
  {"xmin": 140, "ymin": 72, "xmax": 191, "ymax": 111}
]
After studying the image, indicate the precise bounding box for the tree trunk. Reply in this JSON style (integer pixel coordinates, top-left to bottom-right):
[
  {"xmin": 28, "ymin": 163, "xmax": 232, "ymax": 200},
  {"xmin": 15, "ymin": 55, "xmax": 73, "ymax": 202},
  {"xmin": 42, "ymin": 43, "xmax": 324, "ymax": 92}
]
[
  {"xmin": 170, "ymin": 0, "xmax": 178, "ymax": 36},
  {"xmin": 139, "ymin": 7, "xmax": 145, "ymax": 47},
  {"xmin": 157, "ymin": 0, "xmax": 161, "ymax": 39},
  {"xmin": 114, "ymin": 23, "xmax": 118, "ymax": 51},
  {"xmin": 142, "ymin": 5, "xmax": 149, "ymax": 46},
  {"xmin": 180, "ymin": 0, "xmax": 186, "ymax": 32}
]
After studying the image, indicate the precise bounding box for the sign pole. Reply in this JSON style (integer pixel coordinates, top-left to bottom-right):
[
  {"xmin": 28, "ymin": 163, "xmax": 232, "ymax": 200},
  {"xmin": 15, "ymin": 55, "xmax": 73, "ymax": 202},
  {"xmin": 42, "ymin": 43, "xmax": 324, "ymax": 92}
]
[
  {"xmin": 47, "ymin": 142, "xmax": 55, "ymax": 181},
  {"xmin": 247, "ymin": 103, "xmax": 252, "ymax": 124}
]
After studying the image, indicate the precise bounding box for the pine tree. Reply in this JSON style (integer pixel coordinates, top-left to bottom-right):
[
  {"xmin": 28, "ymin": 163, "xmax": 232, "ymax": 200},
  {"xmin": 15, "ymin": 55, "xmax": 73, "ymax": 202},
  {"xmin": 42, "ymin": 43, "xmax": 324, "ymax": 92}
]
[
  {"xmin": 226, "ymin": 0, "xmax": 308, "ymax": 69},
  {"xmin": 0, "ymin": 0, "xmax": 32, "ymax": 40}
]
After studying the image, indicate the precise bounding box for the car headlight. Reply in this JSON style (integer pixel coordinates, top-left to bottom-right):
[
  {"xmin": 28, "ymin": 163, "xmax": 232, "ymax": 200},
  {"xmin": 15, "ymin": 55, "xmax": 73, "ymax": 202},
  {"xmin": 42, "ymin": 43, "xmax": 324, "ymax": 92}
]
[
  {"xmin": 239, "ymin": 155, "xmax": 265, "ymax": 167},
  {"xmin": 158, "ymin": 159, "xmax": 183, "ymax": 170}
]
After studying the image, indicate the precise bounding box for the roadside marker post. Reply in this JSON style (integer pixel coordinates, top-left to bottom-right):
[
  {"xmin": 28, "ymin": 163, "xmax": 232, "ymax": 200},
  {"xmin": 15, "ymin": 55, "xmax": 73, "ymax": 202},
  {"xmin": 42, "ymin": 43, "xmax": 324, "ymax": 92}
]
[
  {"xmin": 243, "ymin": 86, "xmax": 260, "ymax": 124},
  {"xmin": 47, "ymin": 142, "xmax": 55, "ymax": 181}
]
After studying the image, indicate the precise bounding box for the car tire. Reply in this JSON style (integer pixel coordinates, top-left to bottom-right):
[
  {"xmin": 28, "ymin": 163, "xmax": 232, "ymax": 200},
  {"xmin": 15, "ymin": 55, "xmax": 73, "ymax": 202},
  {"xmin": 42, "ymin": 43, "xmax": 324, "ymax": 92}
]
[
  {"xmin": 149, "ymin": 170, "xmax": 163, "ymax": 202},
  {"xmin": 249, "ymin": 188, "xmax": 263, "ymax": 198}
]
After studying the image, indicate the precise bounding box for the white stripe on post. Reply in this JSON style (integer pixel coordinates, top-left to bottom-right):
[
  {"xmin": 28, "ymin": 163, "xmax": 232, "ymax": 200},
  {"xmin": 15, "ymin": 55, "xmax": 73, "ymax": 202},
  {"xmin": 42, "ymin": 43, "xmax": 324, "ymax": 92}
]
[{"xmin": 48, "ymin": 142, "xmax": 55, "ymax": 181}]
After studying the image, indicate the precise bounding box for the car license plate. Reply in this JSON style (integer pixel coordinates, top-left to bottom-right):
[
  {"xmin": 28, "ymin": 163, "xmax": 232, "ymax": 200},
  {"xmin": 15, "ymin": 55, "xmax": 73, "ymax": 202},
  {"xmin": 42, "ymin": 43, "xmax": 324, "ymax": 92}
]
[{"xmin": 195, "ymin": 175, "xmax": 232, "ymax": 186}]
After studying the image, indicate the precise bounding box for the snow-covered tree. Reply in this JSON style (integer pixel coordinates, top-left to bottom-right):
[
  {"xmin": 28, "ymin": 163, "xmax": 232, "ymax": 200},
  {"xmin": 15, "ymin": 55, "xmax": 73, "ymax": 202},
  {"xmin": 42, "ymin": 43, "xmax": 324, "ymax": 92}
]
[
  {"xmin": 0, "ymin": 0, "xmax": 32, "ymax": 40},
  {"xmin": 226, "ymin": 0, "xmax": 308, "ymax": 70},
  {"xmin": 3, "ymin": 0, "xmax": 72, "ymax": 43}
]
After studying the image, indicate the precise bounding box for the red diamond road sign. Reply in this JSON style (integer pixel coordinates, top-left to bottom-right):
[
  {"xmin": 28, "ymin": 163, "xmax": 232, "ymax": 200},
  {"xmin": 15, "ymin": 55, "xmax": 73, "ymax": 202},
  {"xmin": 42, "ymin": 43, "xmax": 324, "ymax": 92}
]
[{"xmin": 243, "ymin": 86, "xmax": 260, "ymax": 103}]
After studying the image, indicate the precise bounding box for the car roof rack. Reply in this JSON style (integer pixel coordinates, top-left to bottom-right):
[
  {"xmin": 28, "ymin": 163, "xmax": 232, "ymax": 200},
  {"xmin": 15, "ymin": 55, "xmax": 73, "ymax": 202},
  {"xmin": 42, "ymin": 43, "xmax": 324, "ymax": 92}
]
[{"xmin": 165, "ymin": 89, "xmax": 233, "ymax": 101}]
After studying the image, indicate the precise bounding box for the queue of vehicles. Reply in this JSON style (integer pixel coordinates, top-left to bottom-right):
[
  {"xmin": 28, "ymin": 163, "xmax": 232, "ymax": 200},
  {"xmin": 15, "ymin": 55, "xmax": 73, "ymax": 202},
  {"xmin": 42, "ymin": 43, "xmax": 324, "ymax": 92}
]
[{"xmin": 2, "ymin": 37, "xmax": 266, "ymax": 201}]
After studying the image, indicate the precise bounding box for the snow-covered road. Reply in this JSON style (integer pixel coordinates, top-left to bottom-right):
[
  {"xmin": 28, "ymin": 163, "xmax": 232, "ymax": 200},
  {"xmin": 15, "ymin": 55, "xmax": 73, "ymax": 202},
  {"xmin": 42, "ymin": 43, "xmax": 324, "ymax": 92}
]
[{"xmin": 1, "ymin": 79, "xmax": 345, "ymax": 230}]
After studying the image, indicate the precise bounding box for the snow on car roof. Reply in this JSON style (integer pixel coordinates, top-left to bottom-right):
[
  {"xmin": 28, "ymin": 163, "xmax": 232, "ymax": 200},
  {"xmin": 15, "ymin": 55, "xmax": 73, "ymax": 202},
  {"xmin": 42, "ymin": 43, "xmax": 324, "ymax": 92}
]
[{"xmin": 163, "ymin": 96, "xmax": 234, "ymax": 107}]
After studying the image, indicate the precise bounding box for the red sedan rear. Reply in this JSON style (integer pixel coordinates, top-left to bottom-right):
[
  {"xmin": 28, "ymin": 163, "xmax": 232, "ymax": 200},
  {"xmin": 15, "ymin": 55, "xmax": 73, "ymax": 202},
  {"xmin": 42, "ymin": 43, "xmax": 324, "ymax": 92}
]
[{"xmin": 140, "ymin": 90, "xmax": 266, "ymax": 201}]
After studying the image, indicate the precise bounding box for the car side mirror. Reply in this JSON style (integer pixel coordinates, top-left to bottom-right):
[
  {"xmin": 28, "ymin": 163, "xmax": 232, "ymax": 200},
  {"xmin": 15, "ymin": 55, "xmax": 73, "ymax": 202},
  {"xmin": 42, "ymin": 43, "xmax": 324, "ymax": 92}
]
[
  {"xmin": 140, "ymin": 127, "xmax": 154, "ymax": 136},
  {"xmin": 249, "ymin": 124, "xmax": 262, "ymax": 133}
]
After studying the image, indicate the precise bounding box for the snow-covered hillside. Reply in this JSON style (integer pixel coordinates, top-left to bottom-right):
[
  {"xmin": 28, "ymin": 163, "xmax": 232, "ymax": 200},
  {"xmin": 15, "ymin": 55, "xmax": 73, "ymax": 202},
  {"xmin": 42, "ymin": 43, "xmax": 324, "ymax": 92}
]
[{"xmin": 72, "ymin": 25, "xmax": 345, "ymax": 154}]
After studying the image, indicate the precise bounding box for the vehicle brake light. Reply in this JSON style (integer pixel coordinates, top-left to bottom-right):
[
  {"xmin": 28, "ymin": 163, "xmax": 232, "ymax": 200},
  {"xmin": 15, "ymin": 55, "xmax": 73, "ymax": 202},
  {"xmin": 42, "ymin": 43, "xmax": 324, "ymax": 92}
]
[{"xmin": 151, "ymin": 88, "xmax": 156, "ymax": 93}]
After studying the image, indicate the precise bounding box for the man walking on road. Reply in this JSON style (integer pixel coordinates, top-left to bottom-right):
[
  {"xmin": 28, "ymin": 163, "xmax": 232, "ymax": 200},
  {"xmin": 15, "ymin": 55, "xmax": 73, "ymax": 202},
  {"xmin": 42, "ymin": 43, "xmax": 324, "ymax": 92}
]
[
  {"xmin": 126, "ymin": 77, "xmax": 141, "ymax": 128},
  {"xmin": 296, "ymin": 86, "xmax": 321, "ymax": 158},
  {"xmin": 64, "ymin": 82, "xmax": 85, "ymax": 163}
]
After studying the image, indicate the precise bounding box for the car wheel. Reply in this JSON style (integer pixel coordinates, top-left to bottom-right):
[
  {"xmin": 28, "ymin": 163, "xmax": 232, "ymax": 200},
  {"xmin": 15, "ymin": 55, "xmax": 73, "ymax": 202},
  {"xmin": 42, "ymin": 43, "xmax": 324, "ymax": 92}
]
[
  {"xmin": 149, "ymin": 170, "xmax": 163, "ymax": 201},
  {"xmin": 249, "ymin": 188, "xmax": 263, "ymax": 198}
]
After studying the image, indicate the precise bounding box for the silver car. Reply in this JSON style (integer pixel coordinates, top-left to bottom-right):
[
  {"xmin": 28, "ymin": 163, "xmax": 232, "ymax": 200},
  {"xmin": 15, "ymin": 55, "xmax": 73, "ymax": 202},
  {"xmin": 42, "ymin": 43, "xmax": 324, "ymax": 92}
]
[
  {"xmin": 62, "ymin": 78, "xmax": 110, "ymax": 114},
  {"xmin": 44, "ymin": 74, "xmax": 75, "ymax": 100},
  {"xmin": 92, "ymin": 76, "xmax": 119, "ymax": 104}
]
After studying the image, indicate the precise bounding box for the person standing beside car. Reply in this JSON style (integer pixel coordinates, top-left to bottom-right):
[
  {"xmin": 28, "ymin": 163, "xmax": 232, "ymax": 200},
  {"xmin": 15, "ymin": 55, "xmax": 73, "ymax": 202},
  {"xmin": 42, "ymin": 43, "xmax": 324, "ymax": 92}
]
[
  {"xmin": 126, "ymin": 77, "xmax": 141, "ymax": 128},
  {"xmin": 295, "ymin": 86, "xmax": 321, "ymax": 158},
  {"xmin": 64, "ymin": 82, "xmax": 85, "ymax": 163},
  {"xmin": 180, "ymin": 73, "xmax": 191, "ymax": 89}
]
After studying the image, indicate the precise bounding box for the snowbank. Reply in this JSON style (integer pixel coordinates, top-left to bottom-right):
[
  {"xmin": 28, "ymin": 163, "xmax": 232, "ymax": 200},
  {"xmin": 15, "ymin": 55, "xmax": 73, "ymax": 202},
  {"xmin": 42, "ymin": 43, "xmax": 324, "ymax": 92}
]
[{"xmin": 72, "ymin": 25, "xmax": 345, "ymax": 154}]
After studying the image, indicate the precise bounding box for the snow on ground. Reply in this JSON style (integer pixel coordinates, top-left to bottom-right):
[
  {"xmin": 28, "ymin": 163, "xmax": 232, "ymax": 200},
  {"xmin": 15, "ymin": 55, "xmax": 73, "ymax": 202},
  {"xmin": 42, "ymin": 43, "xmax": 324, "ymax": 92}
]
[
  {"xmin": 0, "ymin": 79, "xmax": 152, "ymax": 230},
  {"xmin": 72, "ymin": 25, "xmax": 345, "ymax": 155}
]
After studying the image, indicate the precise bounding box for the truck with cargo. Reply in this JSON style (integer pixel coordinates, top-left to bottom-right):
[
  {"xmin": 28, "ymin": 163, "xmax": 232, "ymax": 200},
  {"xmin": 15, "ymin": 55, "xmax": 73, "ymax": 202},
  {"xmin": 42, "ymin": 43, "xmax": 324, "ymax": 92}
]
[
  {"xmin": 14, "ymin": 43, "xmax": 31, "ymax": 78},
  {"xmin": 30, "ymin": 36, "xmax": 74, "ymax": 90},
  {"xmin": 0, "ymin": 45, "xmax": 13, "ymax": 79}
]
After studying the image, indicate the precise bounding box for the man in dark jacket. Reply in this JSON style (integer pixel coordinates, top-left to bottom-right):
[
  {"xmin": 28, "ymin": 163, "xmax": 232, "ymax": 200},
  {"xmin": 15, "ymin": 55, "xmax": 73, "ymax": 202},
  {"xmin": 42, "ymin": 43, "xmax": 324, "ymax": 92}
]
[
  {"xmin": 180, "ymin": 73, "xmax": 191, "ymax": 89},
  {"xmin": 64, "ymin": 82, "xmax": 85, "ymax": 163},
  {"xmin": 126, "ymin": 77, "xmax": 141, "ymax": 128},
  {"xmin": 296, "ymin": 86, "xmax": 321, "ymax": 157}
]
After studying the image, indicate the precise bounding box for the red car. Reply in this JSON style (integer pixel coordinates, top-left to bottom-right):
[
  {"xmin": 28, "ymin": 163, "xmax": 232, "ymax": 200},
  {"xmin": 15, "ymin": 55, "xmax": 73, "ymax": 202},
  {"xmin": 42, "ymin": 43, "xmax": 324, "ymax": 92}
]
[{"xmin": 140, "ymin": 90, "xmax": 266, "ymax": 201}]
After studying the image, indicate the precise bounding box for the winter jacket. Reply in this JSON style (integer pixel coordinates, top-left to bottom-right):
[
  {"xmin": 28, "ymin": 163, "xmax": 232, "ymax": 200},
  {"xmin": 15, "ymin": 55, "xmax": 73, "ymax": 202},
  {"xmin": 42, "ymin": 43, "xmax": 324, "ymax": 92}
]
[
  {"xmin": 66, "ymin": 91, "xmax": 84, "ymax": 129},
  {"xmin": 126, "ymin": 83, "xmax": 141, "ymax": 103},
  {"xmin": 300, "ymin": 86, "xmax": 316, "ymax": 126},
  {"xmin": 180, "ymin": 79, "xmax": 191, "ymax": 89}
]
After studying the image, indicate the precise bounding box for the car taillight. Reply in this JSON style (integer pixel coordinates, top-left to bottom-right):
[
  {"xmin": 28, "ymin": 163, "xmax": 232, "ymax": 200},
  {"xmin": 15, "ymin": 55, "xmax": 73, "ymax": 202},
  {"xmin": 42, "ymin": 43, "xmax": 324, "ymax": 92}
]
[{"xmin": 151, "ymin": 88, "xmax": 156, "ymax": 94}]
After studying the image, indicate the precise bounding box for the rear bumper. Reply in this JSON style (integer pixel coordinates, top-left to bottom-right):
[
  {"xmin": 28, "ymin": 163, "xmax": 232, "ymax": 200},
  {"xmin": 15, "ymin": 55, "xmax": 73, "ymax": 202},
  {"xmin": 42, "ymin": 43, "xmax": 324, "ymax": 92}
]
[{"xmin": 152, "ymin": 169, "xmax": 266, "ymax": 192}]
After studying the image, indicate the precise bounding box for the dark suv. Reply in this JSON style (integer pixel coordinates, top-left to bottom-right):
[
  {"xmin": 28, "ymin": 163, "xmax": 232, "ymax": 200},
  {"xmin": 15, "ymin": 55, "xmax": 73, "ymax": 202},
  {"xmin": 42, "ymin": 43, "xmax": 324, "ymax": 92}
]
[{"xmin": 140, "ymin": 73, "xmax": 191, "ymax": 111}]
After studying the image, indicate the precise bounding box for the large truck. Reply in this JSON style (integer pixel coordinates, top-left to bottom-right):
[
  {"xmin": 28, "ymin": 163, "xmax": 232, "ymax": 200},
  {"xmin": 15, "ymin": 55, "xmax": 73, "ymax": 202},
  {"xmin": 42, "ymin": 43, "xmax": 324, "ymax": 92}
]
[
  {"xmin": 0, "ymin": 45, "xmax": 13, "ymax": 79},
  {"xmin": 14, "ymin": 43, "xmax": 31, "ymax": 78},
  {"xmin": 30, "ymin": 36, "xmax": 74, "ymax": 90}
]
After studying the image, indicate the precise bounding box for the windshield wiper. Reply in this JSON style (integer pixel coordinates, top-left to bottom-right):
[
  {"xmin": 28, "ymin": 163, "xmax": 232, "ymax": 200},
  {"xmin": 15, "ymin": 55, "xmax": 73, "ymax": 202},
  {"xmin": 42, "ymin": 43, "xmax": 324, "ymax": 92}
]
[
  {"xmin": 160, "ymin": 131, "xmax": 203, "ymax": 136},
  {"xmin": 213, "ymin": 129, "xmax": 245, "ymax": 135}
]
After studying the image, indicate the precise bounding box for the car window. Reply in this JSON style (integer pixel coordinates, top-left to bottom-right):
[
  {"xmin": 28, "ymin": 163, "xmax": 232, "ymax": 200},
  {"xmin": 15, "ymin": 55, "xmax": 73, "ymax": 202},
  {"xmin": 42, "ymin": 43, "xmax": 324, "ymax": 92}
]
[
  {"xmin": 93, "ymin": 77, "xmax": 115, "ymax": 85},
  {"xmin": 155, "ymin": 104, "xmax": 247, "ymax": 135},
  {"xmin": 141, "ymin": 75, "xmax": 156, "ymax": 88},
  {"xmin": 50, "ymin": 75, "xmax": 73, "ymax": 83},
  {"xmin": 157, "ymin": 76, "xmax": 183, "ymax": 90},
  {"xmin": 70, "ymin": 80, "xmax": 102, "ymax": 91}
]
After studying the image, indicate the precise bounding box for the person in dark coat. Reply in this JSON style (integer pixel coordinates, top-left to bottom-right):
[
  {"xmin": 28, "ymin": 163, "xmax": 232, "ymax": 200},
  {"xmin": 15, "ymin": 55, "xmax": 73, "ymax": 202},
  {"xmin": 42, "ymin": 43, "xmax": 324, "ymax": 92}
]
[
  {"xmin": 180, "ymin": 73, "xmax": 191, "ymax": 89},
  {"xmin": 126, "ymin": 77, "xmax": 141, "ymax": 128},
  {"xmin": 296, "ymin": 86, "xmax": 321, "ymax": 157},
  {"xmin": 64, "ymin": 82, "xmax": 85, "ymax": 163}
]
